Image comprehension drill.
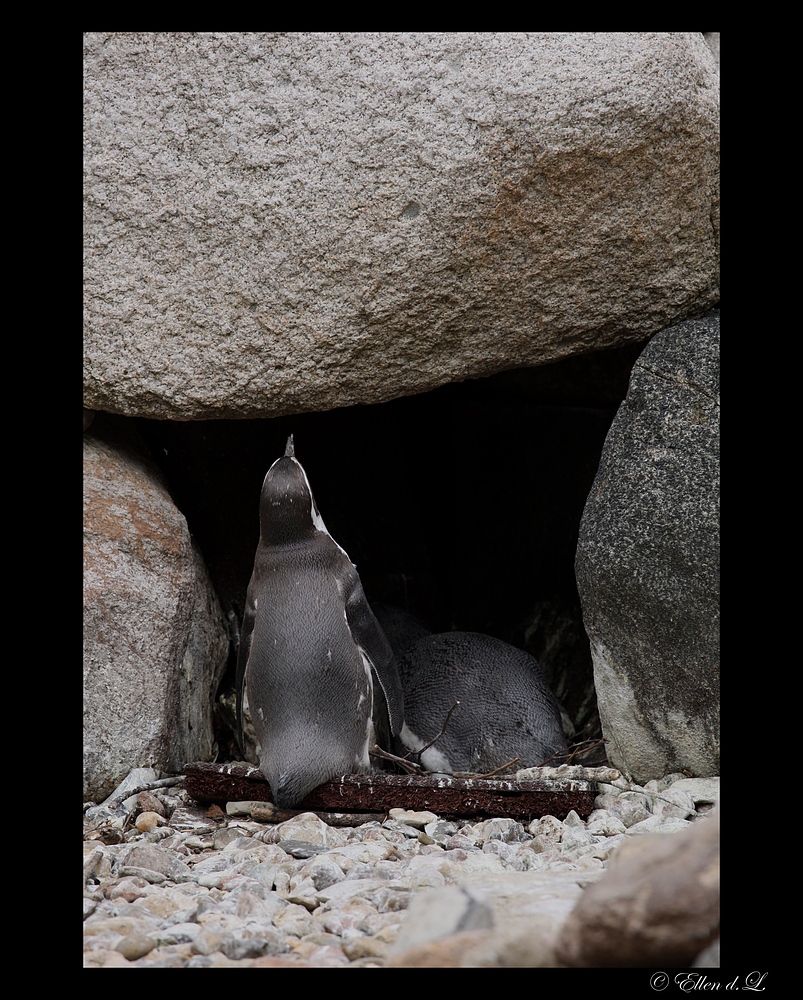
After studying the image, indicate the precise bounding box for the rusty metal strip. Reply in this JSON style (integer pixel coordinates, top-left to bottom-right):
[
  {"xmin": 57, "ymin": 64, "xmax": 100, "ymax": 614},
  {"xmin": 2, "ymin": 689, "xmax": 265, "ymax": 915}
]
[{"xmin": 184, "ymin": 762, "xmax": 597, "ymax": 820}]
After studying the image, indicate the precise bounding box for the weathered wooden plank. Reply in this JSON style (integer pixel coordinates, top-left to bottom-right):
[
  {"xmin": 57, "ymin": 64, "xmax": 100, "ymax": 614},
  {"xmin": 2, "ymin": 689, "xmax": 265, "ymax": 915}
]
[{"xmin": 184, "ymin": 762, "xmax": 597, "ymax": 820}]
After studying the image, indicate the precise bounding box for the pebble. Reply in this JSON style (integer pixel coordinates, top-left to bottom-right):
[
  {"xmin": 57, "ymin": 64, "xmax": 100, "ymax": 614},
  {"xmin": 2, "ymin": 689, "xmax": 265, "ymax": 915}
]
[
  {"xmin": 83, "ymin": 769, "xmax": 719, "ymax": 968},
  {"xmin": 135, "ymin": 812, "xmax": 164, "ymax": 834}
]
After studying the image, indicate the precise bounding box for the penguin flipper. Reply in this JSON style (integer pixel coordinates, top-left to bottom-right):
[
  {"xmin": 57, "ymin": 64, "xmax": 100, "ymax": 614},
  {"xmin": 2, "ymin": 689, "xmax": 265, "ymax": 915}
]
[
  {"xmin": 235, "ymin": 603, "xmax": 255, "ymax": 757},
  {"xmin": 344, "ymin": 578, "xmax": 405, "ymax": 738}
]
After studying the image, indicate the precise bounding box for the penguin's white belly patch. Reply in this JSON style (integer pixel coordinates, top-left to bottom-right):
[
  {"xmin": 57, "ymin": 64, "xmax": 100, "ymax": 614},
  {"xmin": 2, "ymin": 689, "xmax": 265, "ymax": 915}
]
[{"xmin": 398, "ymin": 722, "xmax": 454, "ymax": 773}]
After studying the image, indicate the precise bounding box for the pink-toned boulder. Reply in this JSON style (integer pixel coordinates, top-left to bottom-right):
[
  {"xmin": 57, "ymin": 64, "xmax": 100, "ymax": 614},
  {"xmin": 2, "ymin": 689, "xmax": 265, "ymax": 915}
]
[
  {"xmin": 83, "ymin": 419, "xmax": 229, "ymax": 801},
  {"xmin": 555, "ymin": 811, "xmax": 719, "ymax": 967}
]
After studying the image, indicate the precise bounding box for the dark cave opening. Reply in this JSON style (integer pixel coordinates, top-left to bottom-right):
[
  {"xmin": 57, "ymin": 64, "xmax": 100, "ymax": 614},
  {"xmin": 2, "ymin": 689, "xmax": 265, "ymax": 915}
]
[{"xmin": 133, "ymin": 341, "xmax": 647, "ymax": 762}]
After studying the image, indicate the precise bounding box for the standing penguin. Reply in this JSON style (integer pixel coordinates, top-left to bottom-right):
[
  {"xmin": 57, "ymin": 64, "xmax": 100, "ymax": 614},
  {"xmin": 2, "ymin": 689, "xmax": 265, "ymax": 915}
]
[{"xmin": 236, "ymin": 436, "xmax": 405, "ymax": 808}]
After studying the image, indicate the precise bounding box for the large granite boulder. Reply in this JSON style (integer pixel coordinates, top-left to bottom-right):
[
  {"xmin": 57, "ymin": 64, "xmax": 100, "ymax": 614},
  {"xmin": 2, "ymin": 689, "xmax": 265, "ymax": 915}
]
[
  {"xmin": 83, "ymin": 32, "xmax": 719, "ymax": 420},
  {"xmin": 554, "ymin": 810, "xmax": 720, "ymax": 967},
  {"xmin": 575, "ymin": 312, "xmax": 720, "ymax": 783},
  {"xmin": 83, "ymin": 418, "xmax": 230, "ymax": 801}
]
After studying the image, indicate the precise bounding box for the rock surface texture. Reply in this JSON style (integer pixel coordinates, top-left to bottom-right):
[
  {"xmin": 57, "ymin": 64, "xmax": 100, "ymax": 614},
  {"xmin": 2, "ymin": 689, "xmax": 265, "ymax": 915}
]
[
  {"xmin": 83, "ymin": 32, "xmax": 719, "ymax": 419},
  {"xmin": 554, "ymin": 807, "xmax": 719, "ymax": 967},
  {"xmin": 575, "ymin": 311, "xmax": 720, "ymax": 783},
  {"xmin": 83, "ymin": 422, "xmax": 230, "ymax": 801}
]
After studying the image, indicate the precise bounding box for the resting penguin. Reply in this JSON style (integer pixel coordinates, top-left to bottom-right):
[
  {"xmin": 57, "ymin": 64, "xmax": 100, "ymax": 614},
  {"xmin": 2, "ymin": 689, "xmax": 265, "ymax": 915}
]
[
  {"xmin": 392, "ymin": 631, "xmax": 566, "ymax": 774},
  {"xmin": 235, "ymin": 436, "xmax": 405, "ymax": 808},
  {"xmin": 370, "ymin": 603, "xmax": 432, "ymax": 659}
]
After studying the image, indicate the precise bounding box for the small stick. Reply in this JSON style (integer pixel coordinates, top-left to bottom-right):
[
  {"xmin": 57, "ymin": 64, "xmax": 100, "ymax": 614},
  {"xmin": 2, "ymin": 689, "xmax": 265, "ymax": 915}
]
[
  {"xmin": 371, "ymin": 701, "xmax": 462, "ymax": 774},
  {"xmin": 538, "ymin": 737, "xmax": 607, "ymax": 767},
  {"xmin": 370, "ymin": 745, "xmax": 425, "ymax": 775},
  {"xmin": 90, "ymin": 776, "xmax": 185, "ymax": 812},
  {"xmin": 414, "ymin": 701, "xmax": 461, "ymax": 759},
  {"xmin": 453, "ymin": 758, "xmax": 521, "ymax": 780}
]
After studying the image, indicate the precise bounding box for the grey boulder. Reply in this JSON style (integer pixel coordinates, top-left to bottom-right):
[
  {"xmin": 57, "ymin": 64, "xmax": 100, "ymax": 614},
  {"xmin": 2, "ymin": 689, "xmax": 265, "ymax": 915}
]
[{"xmin": 575, "ymin": 311, "xmax": 720, "ymax": 783}]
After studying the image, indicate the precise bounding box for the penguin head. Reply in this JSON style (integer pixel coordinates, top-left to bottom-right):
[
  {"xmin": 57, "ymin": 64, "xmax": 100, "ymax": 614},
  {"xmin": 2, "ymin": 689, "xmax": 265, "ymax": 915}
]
[{"xmin": 258, "ymin": 436, "xmax": 327, "ymax": 545}]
